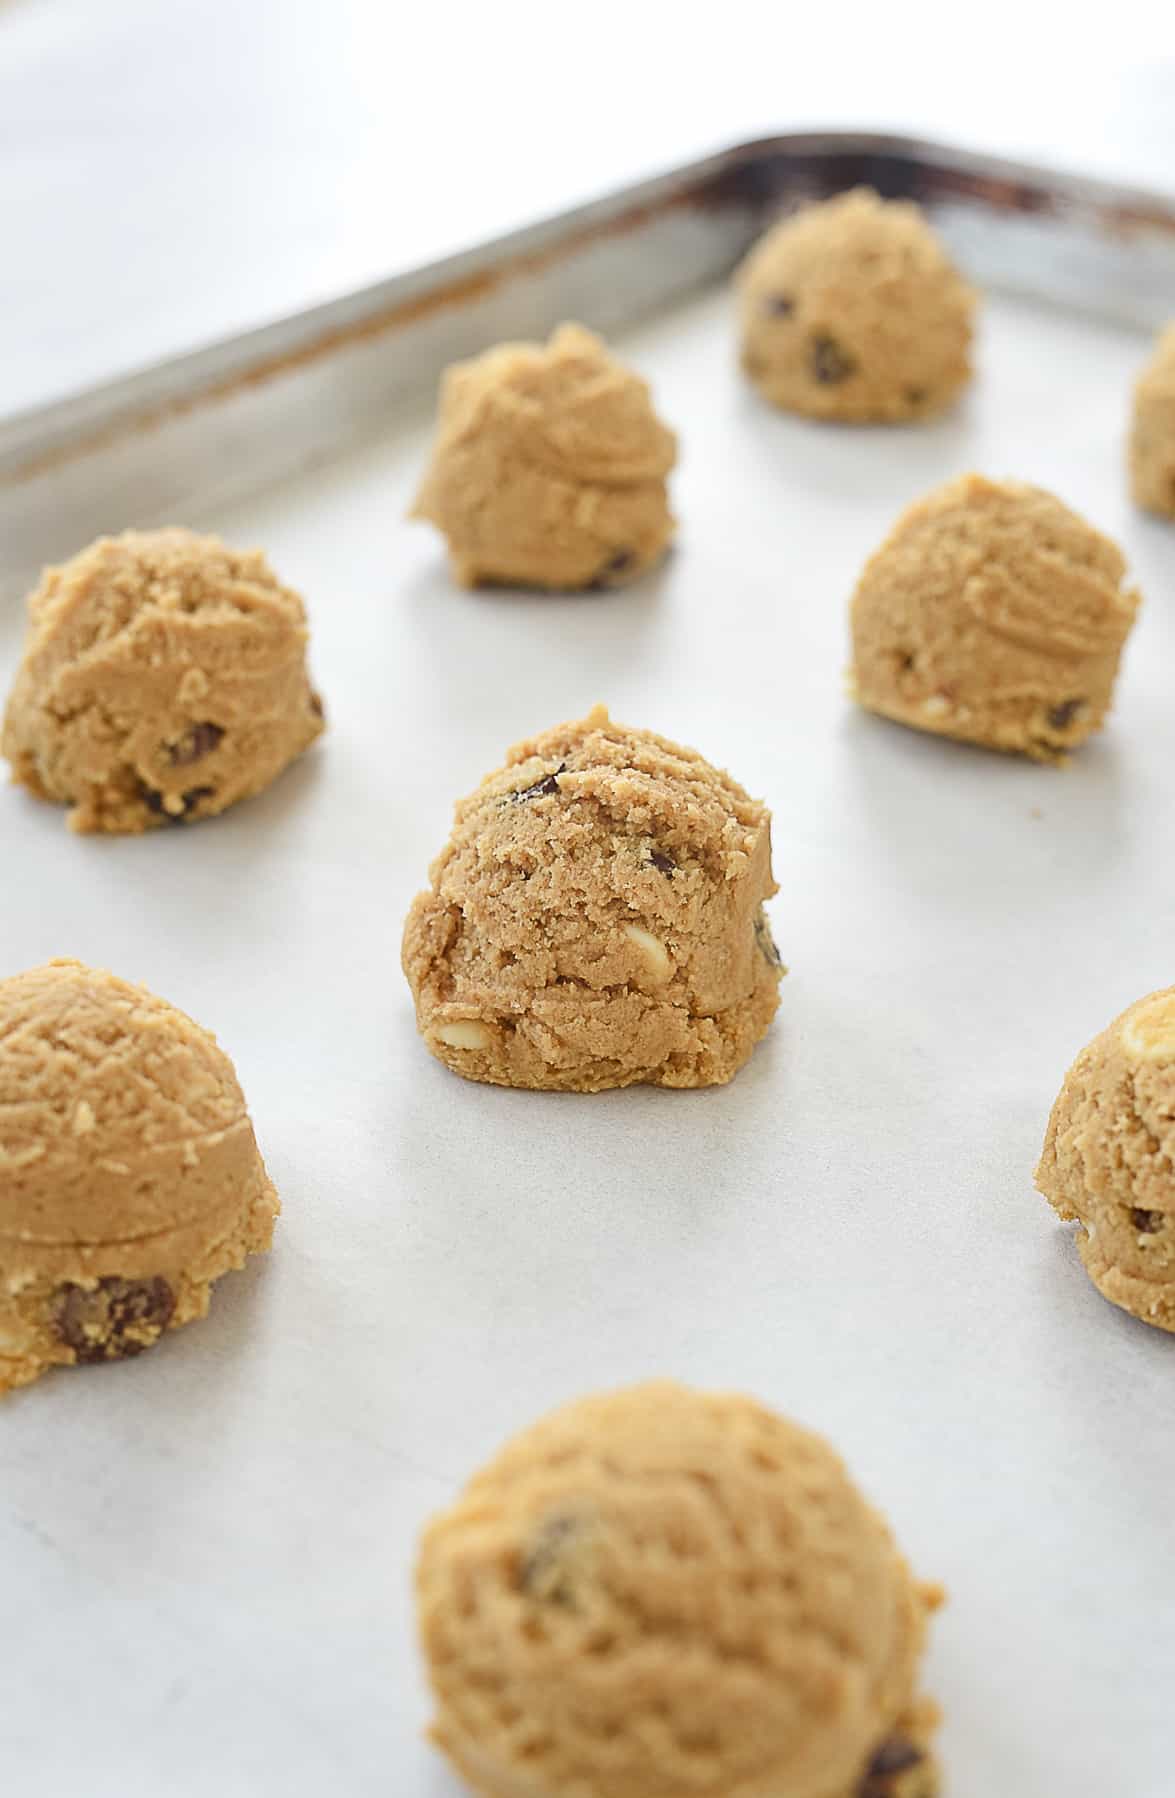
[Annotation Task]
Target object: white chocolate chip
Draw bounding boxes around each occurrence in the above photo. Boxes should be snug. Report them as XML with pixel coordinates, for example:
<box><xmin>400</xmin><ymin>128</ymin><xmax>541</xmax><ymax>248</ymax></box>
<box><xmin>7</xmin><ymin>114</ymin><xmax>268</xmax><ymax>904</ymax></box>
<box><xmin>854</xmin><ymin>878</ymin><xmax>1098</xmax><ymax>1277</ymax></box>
<box><xmin>1121</xmin><ymin>994</ymin><xmax>1175</xmax><ymax>1064</ymax></box>
<box><xmin>72</xmin><ymin>1100</ymin><xmax>96</xmax><ymax>1136</ymax></box>
<box><xmin>436</xmin><ymin>1021</ymin><xmax>492</xmax><ymax>1051</ymax></box>
<box><xmin>623</xmin><ymin>923</ymin><xmax>673</xmax><ymax>984</ymax></box>
<box><xmin>178</xmin><ymin>667</ymin><xmax>210</xmax><ymax>704</ymax></box>
<box><xmin>922</xmin><ymin>695</ymin><xmax>951</xmax><ymax>718</ymax></box>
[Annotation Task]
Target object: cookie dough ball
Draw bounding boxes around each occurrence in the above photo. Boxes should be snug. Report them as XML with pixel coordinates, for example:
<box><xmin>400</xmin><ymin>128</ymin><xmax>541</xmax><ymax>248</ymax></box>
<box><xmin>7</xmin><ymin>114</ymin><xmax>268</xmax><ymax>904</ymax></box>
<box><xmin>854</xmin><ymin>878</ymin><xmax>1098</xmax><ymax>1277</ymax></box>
<box><xmin>417</xmin><ymin>1381</ymin><xmax>942</xmax><ymax>1798</ymax></box>
<box><xmin>849</xmin><ymin>474</ymin><xmax>1140</xmax><ymax>761</ymax></box>
<box><xmin>410</xmin><ymin>323</ymin><xmax>676</xmax><ymax>590</ymax></box>
<box><xmin>1129</xmin><ymin>322</ymin><xmax>1175</xmax><ymax>518</ymax></box>
<box><xmin>0</xmin><ymin>959</ymin><xmax>278</xmax><ymax>1394</ymax></box>
<box><xmin>1036</xmin><ymin>988</ymin><xmax>1175</xmax><ymax>1333</ymax></box>
<box><xmin>737</xmin><ymin>189</ymin><xmax>975</xmax><ymax>423</ymax></box>
<box><xmin>402</xmin><ymin>706</ymin><xmax>782</xmax><ymax>1092</ymax></box>
<box><xmin>1</xmin><ymin>528</ymin><xmax>324</xmax><ymax>833</ymax></box>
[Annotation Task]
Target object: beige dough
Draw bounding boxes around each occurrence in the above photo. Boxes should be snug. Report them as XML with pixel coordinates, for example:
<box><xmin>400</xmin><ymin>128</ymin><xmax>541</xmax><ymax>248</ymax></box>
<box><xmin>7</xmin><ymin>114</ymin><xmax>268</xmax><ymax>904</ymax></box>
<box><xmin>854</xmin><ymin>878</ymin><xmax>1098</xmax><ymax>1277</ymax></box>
<box><xmin>410</xmin><ymin>323</ymin><xmax>676</xmax><ymax>590</ymax></box>
<box><xmin>401</xmin><ymin>705</ymin><xmax>782</xmax><ymax>1092</ymax></box>
<box><xmin>417</xmin><ymin>1380</ymin><xmax>943</xmax><ymax>1798</ymax></box>
<box><xmin>737</xmin><ymin>189</ymin><xmax>975</xmax><ymax>423</ymax></box>
<box><xmin>0</xmin><ymin>959</ymin><xmax>278</xmax><ymax>1394</ymax></box>
<box><xmin>1036</xmin><ymin>987</ymin><xmax>1175</xmax><ymax>1333</ymax></box>
<box><xmin>849</xmin><ymin>474</ymin><xmax>1140</xmax><ymax>761</ymax></box>
<box><xmin>1129</xmin><ymin>322</ymin><xmax>1175</xmax><ymax>518</ymax></box>
<box><xmin>2</xmin><ymin>528</ymin><xmax>324</xmax><ymax>833</ymax></box>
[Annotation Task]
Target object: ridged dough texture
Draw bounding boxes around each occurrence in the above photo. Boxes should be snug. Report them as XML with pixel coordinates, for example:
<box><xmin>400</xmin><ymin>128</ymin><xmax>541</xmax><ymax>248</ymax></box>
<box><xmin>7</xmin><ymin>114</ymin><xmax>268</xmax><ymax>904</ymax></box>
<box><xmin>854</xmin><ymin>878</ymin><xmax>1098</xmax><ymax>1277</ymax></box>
<box><xmin>417</xmin><ymin>1381</ymin><xmax>942</xmax><ymax>1798</ymax></box>
<box><xmin>849</xmin><ymin>474</ymin><xmax>1139</xmax><ymax>761</ymax></box>
<box><xmin>0</xmin><ymin>959</ymin><xmax>278</xmax><ymax>1393</ymax></box>
<box><xmin>411</xmin><ymin>323</ymin><xmax>677</xmax><ymax>590</ymax></box>
<box><xmin>1036</xmin><ymin>987</ymin><xmax>1175</xmax><ymax>1333</ymax></box>
<box><xmin>402</xmin><ymin>706</ymin><xmax>783</xmax><ymax>1091</ymax></box>
<box><xmin>737</xmin><ymin>189</ymin><xmax>975</xmax><ymax>423</ymax></box>
<box><xmin>2</xmin><ymin>527</ymin><xmax>324</xmax><ymax>833</ymax></box>
<box><xmin>1130</xmin><ymin>321</ymin><xmax>1175</xmax><ymax>518</ymax></box>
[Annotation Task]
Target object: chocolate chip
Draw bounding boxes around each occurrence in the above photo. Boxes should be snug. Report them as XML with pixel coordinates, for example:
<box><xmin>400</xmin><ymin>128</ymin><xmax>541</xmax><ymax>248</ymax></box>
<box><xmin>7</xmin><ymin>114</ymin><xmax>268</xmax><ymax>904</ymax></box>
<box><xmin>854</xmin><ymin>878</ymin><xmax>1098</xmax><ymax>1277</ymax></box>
<box><xmin>754</xmin><ymin>913</ymin><xmax>783</xmax><ymax>969</ymax></box>
<box><xmin>138</xmin><ymin>781</ymin><xmax>214</xmax><ymax>824</ymax></box>
<box><xmin>809</xmin><ymin>333</ymin><xmax>856</xmax><ymax>385</ymax></box>
<box><xmin>649</xmin><ymin>850</ymin><xmax>676</xmax><ymax>875</ymax></box>
<box><xmin>1047</xmin><ymin>698</ymin><xmax>1085</xmax><ymax>731</ymax></box>
<box><xmin>510</xmin><ymin>761</ymin><xmax>566</xmax><ymax>805</ymax></box>
<box><xmin>905</xmin><ymin>386</ymin><xmax>927</xmax><ymax>407</ymax></box>
<box><xmin>867</xmin><ymin>1738</ymin><xmax>924</xmax><ymax>1777</ymax></box>
<box><xmin>52</xmin><ymin>1276</ymin><xmax>176</xmax><ymax>1364</ymax></box>
<box><xmin>309</xmin><ymin>690</ymin><xmax>325</xmax><ymax>719</ymax></box>
<box><xmin>519</xmin><ymin>1513</ymin><xmax>584</xmax><ymax>1606</ymax></box>
<box><xmin>589</xmin><ymin>548</ymin><xmax>636</xmax><ymax>589</ymax></box>
<box><xmin>168</xmin><ymin>722</ymin><xmax>224</xmax><ymax>767</ymax></box>
<box><xmin>897</xmin><ymin>649</ymin><xmax>917</xmax><ymax>673</ymax></box>
<box><xmin>764</xmin><ymin>294</ymin><xmax>795</xmax><ymax>317</ymax></box>
<box><xmin>857</xmin><ymin>1735</ymin><xmax>926</xmax><ymax>1795</ymax></box>
<box><xmin>1132</xmin><ymin>1208</ymin><xmax>1164</xmax><ymax>1234</ymax></box>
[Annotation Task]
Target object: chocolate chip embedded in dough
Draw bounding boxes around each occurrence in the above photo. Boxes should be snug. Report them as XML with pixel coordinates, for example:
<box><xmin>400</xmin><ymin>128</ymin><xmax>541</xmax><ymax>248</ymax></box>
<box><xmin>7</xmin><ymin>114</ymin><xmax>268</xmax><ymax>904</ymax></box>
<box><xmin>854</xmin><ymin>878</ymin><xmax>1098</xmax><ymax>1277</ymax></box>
<box><xmin>809</xmin><ymin>333</ymin><xmax>856</xmax><ymax>384</ymax></box>
<box><xmin>168</xmin><ymin>722</ymin><xmax>224</xmax><ymax>766</ymax></box>
<box><xmin>52</xmin><ymin>1276</ymin><xmax>176</xmax><ymax>1364</ymax></box>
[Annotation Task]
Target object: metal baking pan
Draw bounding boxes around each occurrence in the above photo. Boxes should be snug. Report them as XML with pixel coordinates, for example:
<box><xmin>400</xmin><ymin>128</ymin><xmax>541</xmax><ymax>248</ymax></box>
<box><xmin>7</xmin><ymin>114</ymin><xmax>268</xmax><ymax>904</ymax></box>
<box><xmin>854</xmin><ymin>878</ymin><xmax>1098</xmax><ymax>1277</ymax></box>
<box><xmin>2</xmin><ymin>133</ymin><xmax>1174</xmax><ymax>1798</ymax></box>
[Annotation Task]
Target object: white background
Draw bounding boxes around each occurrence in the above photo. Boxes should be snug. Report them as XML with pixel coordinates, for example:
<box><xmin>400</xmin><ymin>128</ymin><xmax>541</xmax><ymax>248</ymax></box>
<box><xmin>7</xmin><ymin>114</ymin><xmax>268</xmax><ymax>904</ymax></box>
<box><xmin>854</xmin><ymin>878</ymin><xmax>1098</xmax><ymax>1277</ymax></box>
<box><xmin>3</xmin><ymin>8</ymin><xmax>1175</xmax><ymax>1798</ymax></box>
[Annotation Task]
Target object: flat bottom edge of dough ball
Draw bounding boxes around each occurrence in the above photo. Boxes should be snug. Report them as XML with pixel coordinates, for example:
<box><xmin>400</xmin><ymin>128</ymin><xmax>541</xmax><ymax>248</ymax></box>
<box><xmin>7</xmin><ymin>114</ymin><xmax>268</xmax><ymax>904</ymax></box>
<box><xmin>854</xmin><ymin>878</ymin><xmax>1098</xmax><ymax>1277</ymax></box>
<box><xmin>422</xmin><ymin>987</ymin><xmax>781</xmax><ymax>1094</ymax></box>
<box><xmin>427</xmin><ymin>1698</ymin><xmax>942</xmax><ymax>1798</ymax></box>
<box><xmin>449</xmin><ymin>541</ymin><xmax>673</xmax><ymax>595</ymax></box>
<box><xmin>848</xmin><ymin>682</ymin><xmax>1099</xmax><ymax>766</ymax></box>
<box><xmin>1078</xmin><ymin>1235</ymin><xmax>1175</xmax><ymax>1334</ymax></box>
<box><xmin>0</xmin><ymin>1200</ymin><xmax>275</xmax><ymax>1394</ymax></box>
<box><xmin>741</xmin><ymin>361</ymin><xmax>968</xmax><ymax>427</ymax></box>
<box><xmin>1129</xmin><ymin>474</ymin><xmax>1175</xmax><ymax>520</ymax></box>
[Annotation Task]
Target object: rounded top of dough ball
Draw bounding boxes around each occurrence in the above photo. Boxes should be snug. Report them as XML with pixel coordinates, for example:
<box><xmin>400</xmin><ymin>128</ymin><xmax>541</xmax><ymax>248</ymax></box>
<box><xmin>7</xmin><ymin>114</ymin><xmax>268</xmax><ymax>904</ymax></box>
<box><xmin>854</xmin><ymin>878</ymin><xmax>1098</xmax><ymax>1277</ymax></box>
<box><xmin>850</xmin><ymin>473</ymin><xmax>1139</xmax><ymax>760</ymax></box>
<box><xmin>411</xmin><ymin>323</ymin><xmax>677</xmax><ymax>590</ymax></box>
<box><xmin>1</xmin><ymin>528</ymin><xmax>324</xmax><ymax>833</ymax></box>
<box><xmin>0</xmin><ymin>959</ymin><xmax>264</xmax><ymax>1247</ymax></box>
<box><xmin>417</xmin><ymin>1380</ymin><xmax>937</xmax><ymax>1798</ymax></box>
<box><xmin>738</xmin><ymin>187</ymin><xmax>975</xmax><ymax>421</ymax></box>
<box><xmin>1130</xmin><ymin>321</ymin><xmax>1175</xmax><ymax>519</ymax></box>
<box><xmin>1037</xmin><ymin>986</ymin><xmax>1175</xmax><ymax>1332</ymax></box>
<box><xmin>402</xmin><ymin>705</ymin><xmax>783</xmax><ymax>1090</ymax></box>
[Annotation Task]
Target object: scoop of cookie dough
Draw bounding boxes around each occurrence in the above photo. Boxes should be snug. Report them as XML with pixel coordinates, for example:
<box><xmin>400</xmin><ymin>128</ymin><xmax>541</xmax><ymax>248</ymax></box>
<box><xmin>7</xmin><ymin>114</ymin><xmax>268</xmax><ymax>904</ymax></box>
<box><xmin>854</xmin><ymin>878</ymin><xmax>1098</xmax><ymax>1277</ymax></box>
<box><xmin>849</xmin><ymin>473</ymin><xmax>1140</xmax><ymax>761</ymax></box>
<box><xmin>1036</xmin><ymin>987</ymin><xmax>1175</xmax><ymax>1333</ymax></box>
<box><xmin>417</xmin><ymin>1381</ymin><xmax>943</xmax><ymax>1798</ymax></box>
<box><xmin>1129</xmin><ymin>322</ymin><xmax>1175</xmax><ymax>518</ymax></box>
<box><xmin>1</xmin><ymin>527</ymin><xmax>324</xmax><ymax>833</ymax></box>
<box><xmin>401</xmin><ymin>706</ymin><xmax>782</xmax><ymax>1091</ymax></box>
<box><xmin>0</xmin><ymin>959</ymin><xmax>278</xmax><ymax>1394</ymax></box>
<box><xmin>737</xmin><ymin>188</ymin><xmax>975</xmax><ymax>423</ymax></box>
<box><xmin>410</xmin><ymin>323</ymin><xmax>677</xmax><ymax>590</ymax></box>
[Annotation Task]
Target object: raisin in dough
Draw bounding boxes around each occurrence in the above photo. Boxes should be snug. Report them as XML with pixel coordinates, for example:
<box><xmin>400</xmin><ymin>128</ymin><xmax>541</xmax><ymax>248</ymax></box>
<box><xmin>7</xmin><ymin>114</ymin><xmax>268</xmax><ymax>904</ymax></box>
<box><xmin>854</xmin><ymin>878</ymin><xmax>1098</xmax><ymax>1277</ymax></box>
<box><xmin>0</xmin><ymin>960</ymin><xmax>278</xmax><ymax>1394</ymax></box>
<box><xmin>1036</xmin><ymin>987</ymin><xmax>1175</xmax><ymax>1333</ymax></box>
<box><xmin>737</xmin><ymin>188</ymin><xmax>975</xmax><ymax>423</ymax></box>
<box><xmin>1130</xmin><ymin>322</ymin><xmax>1175</xmax><ymax>518</ymax></box>
<box><xmin>849</xmin><ymin>474</ymin><xmax>1140</xmax><ymax>761</ymax></box>
<box><xmin>417</xmin><ymin>1381</ymin><xmax>943</xmax><ymax>1798</ymax></box>
<box><xmin>2</xmin><ymin>528</ymin><xmax>324</xmax><ymax>833</ymax></box>
<box><xmin>410</xmin><ymin>323</ymin><xmax>676</xmax><ymax>590</ymax></box>
<box><xmin>401</xmin><ymin>706</ymin><xmax>783</xmax><ymax>1091</ymax></box>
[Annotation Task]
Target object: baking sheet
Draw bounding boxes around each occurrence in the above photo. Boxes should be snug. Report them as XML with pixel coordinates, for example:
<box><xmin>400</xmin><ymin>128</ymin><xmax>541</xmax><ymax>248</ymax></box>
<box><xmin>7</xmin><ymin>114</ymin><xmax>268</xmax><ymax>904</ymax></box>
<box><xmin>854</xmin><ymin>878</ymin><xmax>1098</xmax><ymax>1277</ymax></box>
<box><xmin>1</xmin><ymin>273</ymin><xmax>1173</xmax><ymax>1798</ymax></box>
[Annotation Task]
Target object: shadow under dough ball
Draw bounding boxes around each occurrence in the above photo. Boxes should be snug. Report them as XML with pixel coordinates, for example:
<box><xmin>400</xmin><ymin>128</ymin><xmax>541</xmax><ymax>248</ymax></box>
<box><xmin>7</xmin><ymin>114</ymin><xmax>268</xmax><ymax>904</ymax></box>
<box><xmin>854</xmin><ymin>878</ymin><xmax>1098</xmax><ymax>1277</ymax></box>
<box><xmin>848</xmin><ymin>473</ymin><xmax>1140</xmax><ymax>761</ymax></box>
<box><xmin>0</xmin><ymin>959</ymin><xmax>278</xmax><ymax>1395</ymax></box>
<box><xmin>410</xmin><ymin>322</ymin><xmax>677</xmax><ymax>590</ymax></box>
<box><xmin>1037</xmin><ymin>988</ymin><xmax>1175</xmax><ymax>1332</ymax></box>
<box><xmin>1</xmin><ymin>527</ymin><xmax>324</xmax><ymax>833</ymax></box>
<box><xmin>401</xmin><ymin>705</ymin><xmax>784</xmax><ymax>1091</ymax></box>
<box><xmin>416</xmin><ymin>1381</ymin><xmax>943</xmax><ymax>1798</ymax></box>
<box><xmin>1129</xmin><ymin>321</ymin><xmax>1175</xmax><ymax>519</ymax></box>
<box><xmin>736</xmin><ymin>188</ymin><xmax>976</xmax><ymax>423</ymax></box>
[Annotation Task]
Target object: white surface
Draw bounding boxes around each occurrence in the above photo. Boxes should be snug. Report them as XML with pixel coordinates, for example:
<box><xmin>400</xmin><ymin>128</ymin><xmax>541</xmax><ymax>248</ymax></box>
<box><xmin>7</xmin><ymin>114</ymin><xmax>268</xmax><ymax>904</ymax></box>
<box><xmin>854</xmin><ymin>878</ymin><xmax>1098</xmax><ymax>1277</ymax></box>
<box><xmin>1</xmin><ymin>282</ymin><xmax>1173</xmax><ymax>1796</ymax></box>
<box><xmin>4</xmin><ymin>0</ymin><xmax>1175</xmax><ymax>417</ymax></box>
